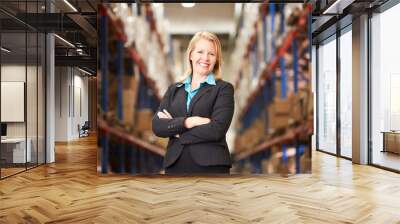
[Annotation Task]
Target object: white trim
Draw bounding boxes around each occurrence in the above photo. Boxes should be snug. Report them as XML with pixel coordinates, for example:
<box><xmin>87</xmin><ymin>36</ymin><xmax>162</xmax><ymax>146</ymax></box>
<box><xmin>63</xmin><ymin>0</ymin><xmax>78</xmax><ymax>12</ymax></box>
<box><xmin>0</xmin><ymin>47</ymin><xmax>11</xmax><ymax>53</ymax></box>
<box><xmin>54</xmin><ymin>34</ymin><xmax>75</xmax><ymax>48</ymax></box>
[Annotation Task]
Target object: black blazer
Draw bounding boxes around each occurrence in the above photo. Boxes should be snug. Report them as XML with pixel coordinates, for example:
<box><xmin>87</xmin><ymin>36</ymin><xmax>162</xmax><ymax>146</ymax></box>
<box><xmin>152</xmin><ymin>79</ymin><xmax>235</xmax><ymax>168</ymax></box>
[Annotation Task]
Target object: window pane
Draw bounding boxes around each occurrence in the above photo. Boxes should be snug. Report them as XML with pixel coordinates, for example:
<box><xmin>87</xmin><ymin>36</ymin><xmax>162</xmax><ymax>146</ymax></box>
<box><xmin>1</xmin><ymin>30</ymin><xmax>27</xmax><ymax>177</ymax></box>
<box><xmin>317</xmin><ymin>37</ymin><xmax>337</xmax><ymax>154</ymax></box>
<box><xmin>38</xmin><ymin>32</ymin><xmax>45</xmax><ymax>165</ymax></box>
<box><xmin>340</xmin><ymin>29</ymin><xmax>352</xmax><ymax>158</ymax></box>
<box><xmin>27</xmin><ymin>31</ymin><xmax>38</xmax><ymax>169</ymax></box>
<box><xmin>371</xmin><ymin>3</ymin><xmax>400</xmax><ymax>171</ymax></box>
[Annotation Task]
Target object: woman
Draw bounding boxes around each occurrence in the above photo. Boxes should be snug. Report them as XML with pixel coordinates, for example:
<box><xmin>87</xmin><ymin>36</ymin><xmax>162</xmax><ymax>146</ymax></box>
<box><xmin>152</xmin><ymin>31</ymin><xmax>235</xmax><ymax>175</ymax></box>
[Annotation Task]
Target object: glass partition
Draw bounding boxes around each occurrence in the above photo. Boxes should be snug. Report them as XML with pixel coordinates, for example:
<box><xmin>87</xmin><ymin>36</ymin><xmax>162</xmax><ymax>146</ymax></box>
<box><xmin>339</xmin><ymin>28</ymin><xmax>352</xmax><ymax>158</ymax></box>
<box><xmin>371</xmin><ymin>3</ymin><xmax>400</xmax><ymax>171</ymax></box>
<box><xmin>317</xmin><ymin>36</ymin><xmax>337</xmax><ymax>155</ymax></box>
<box><xmin>1</xmin><ymin>30</ymin><xmax>28</xmax><ymax>177</ymax></box>
<box><xmin>27</xmin><ymin>31</ymin><xmax>38</xmax><ymax>169</ymax></box>
<box><xmin>0</xmin><ymin>0</ymin><xmax>46</xmax><ymax>179</ymax></box>
<box><xmin>38</xmin><ymin>32</ymin><xmax>45</xmax><ymax>165</ymax></box>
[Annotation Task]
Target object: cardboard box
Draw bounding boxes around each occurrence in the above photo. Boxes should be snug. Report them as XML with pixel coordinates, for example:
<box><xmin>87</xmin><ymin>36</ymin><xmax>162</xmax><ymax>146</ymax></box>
<box><xmin>122</xmin><ymin>74</ymin><xmax>139</xmax><ymax>126</ymax></box>
<box><xmin>234</xmin><ymin>136</ymin><xmax>244</xmax><ymax>154</ymax></box>
<box><xmin>273</xmin><ymin>97</ymin><xmax>291</xmax><ymax>115</ymax></box>
<box><xmin>240</xmin><ymin>128</ymin><xmax>256</xmax><ymax>151</ymax></box>
<box><xmin>274</xmin><ymin>79</ymin><xmax>281</xmax><ymax>99</ymax></box>
<box><xmin>155</xmin><ymin>137</ymin><xmax>169</xmax><ymax>149</ymax></box>
<box><xmin>237</xmin><ymin>121</ymin><xmax>264</xmax><ymax>154</ymax></box>
<box><xmin>289</xmin><ymin>92</ymin><xmax>307</xmax><ymax>124</ymax></box>
<box><xmin>307</xmin><ymin>93</ymin><xmax>314</xmax><ymax>120</ymax></box>
<box><xmin>135</xmin><ymin>109</ymin><xmax>153</xmax><ymax>131</ymax></box>
<box><xmin>300</xmin><ymin>152</ymin><xmax>311</xmax><ymax>173</ymax></box>
<box><xmin>248</xmin><ymin>118</ymin><xmax>267</xmax><ymax>147</ymax></box>
<box><xmin>141</xmin><ymin>130</ymin><xmax>167</xmax><ymax>151</ymax></box>
<box><xmin>122</xmin><ymin>90</ymin><xmax>135</xmax><ymax>125</ymax></box>
<box><xmin>268</xmin><ymin>98</ymin><xmax>291</xmax><ymax>132</ymax></box>
<box><xmin>108</xmin><ymin>77</ymin><xmax>118</xmax><ymax>112</ymax></box>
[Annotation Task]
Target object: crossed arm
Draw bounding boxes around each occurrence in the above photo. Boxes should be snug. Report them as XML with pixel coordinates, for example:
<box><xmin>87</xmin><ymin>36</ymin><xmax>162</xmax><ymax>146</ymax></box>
<box><xmin>151</xmin><ymin>83</ymin><xmax>235</xmax><ymax>144</ymax></box>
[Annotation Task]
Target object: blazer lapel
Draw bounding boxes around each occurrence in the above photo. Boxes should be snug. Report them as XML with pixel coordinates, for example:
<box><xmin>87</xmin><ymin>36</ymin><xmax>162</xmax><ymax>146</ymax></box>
<box><xmin>188</xmin><ymin>84</ymin><xmax>214</xmax><ymax>115</ymax></box>
<box><xmin>174</xmin><ymin>87</ymin><xmax>187</xmax><ymax>116</ymax></box>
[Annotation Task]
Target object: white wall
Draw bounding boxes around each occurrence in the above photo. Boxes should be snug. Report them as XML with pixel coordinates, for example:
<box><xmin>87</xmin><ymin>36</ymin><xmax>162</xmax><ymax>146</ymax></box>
<box><xmin>55</xmin><ymin>67</ymin><xmax>89</xmax><ymax>141</ymax></box>
<box><xmin>55</xmin><ymin>67</ymin><xmax>69</xmax><ymax>141</ymax></box>
<box><xmin>164</xmin><ymin>3</ymin><xmax>235</xmax><ymax>35</ymax></box>
<box><xmin>72</xmin><ymin>72</ymin><xmax>89</xmax><ymax>138</ymax></box>
<box><xmin>1</xmin><ymin>65</ymin><xmax>35</xmax><ymax>138</ymax></box>
<box><xmin>1</xmin><ymin>64</ymin><xmax>46</xmax><ymax>164</ymax></box>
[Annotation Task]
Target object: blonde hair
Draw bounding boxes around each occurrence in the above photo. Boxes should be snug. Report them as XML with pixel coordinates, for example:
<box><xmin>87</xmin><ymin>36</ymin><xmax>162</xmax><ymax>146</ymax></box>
<box><xmin>179</xmin><ymin>31</ymin><xmax>223</xmax><ymax>82</ymax></box>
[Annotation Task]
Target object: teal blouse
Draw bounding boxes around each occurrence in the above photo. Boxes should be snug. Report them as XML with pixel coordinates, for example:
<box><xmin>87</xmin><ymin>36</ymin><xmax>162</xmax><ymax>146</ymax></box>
<box><xmin>176</xmin><ymin>73</ymin><xmax>216</xmax><ymax>111</ymax></box>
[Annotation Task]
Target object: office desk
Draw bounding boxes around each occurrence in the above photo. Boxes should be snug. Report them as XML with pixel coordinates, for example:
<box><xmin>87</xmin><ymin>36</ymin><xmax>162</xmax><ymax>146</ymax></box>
<box><xmin>1</xmin><ymin>138</ymin><xmax>31</xmax><ymax>163</ymax></box>
<box><xmin>381</xmin><ymin>131</ymin><xmax>400</xmax><ymax>155</ymax></box>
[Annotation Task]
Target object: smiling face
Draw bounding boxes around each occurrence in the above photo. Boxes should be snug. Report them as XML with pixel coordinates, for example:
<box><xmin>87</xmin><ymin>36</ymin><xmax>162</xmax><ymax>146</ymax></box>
<box><xmin>189</xmin><ymin>38</ymin><xmax>217</xmax><ymax>77</ymax></box>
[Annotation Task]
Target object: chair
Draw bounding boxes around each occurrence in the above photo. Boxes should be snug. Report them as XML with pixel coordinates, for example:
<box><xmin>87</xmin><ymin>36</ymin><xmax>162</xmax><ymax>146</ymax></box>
<box><xmin>78</xmin><ymin>121</ymin><xmax>90</xmax><ymax>138</ymax></box>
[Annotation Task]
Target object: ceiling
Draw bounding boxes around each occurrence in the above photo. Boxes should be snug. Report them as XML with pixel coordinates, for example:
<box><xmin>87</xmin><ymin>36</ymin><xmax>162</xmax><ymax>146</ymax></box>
<box><xmin>0</xmin><ymin>0</ymin><xmax>98</xmax><ymax>73</ymax></box>
<box><xmin>163</xmin><ymin>3</ymin><xmax>236</xmax><ymax>35</ymax></box>
<box><xmin>1</xmin><ymin>32</ymin><xmax>45</xmax><ymax>64</ymax></box>
<box><xmin>312</xmin><ymin>0</ymin><xmax>390</xmax><ymax>42</ymax></box>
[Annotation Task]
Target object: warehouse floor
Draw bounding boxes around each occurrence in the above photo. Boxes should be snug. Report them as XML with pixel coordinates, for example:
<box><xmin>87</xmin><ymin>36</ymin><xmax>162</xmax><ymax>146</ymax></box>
<box><xmin>0</xmin><ymin>135</ymin><xmax>399</xmax><ymax>223</ymax></box>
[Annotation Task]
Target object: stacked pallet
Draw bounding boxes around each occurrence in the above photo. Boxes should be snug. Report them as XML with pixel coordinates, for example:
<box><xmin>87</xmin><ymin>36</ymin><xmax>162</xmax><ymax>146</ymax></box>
<box><xmin>231</xmin><ymin>3</ymin><xmax>313</xmax><ymax>174</ymax></box>
<box><xmin>97</xmin><ymin>3</ymin><xmax>173</xmax><ymax>174</ymax></box>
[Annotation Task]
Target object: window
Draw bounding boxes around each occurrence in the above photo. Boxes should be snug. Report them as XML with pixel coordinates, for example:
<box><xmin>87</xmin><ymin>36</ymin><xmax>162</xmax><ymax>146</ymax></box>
<box><xmin>0</xmin><ymin>1</ymin><xmax>47</xmax><ymax>179</ymax></box>
<box><xmin>370</xmin><ymin>2</ymin><xmax>400</xmax><ymax>171</ymax></box>
<box><xmin>339</xmin><ymin>28</ymin><xmax>352</xmax><ymax>158</ymax></box>
<box><xmin>317</xmin><ymin>36</ymin><xmax>337</xmax><ymax>154</ymax></box>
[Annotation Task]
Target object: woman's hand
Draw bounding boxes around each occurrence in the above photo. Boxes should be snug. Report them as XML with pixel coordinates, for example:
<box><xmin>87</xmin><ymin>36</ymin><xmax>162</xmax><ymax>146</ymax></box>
<box><xmin>157</xmin><ymin>110</ymin><xmax>180</xmax><ymax>138</ymax></box>
<box><xmin>157</xmin><ymin>109</ymin><xmax>173</xmax><ymax>119</ymax></box>
<box><xmin>184</xmin><ymin>116</ymin><xmax>211</xmax><ymax>129</ymax></box>
<box><xmin>157</xmin><ymin>110</ymin><xmax>210</xmax><ymax>134</ymax></box>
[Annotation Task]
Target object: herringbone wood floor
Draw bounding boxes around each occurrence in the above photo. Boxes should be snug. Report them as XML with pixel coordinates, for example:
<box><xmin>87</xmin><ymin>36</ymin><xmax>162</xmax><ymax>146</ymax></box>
<box><xmin>0</xmin><ymin>135</ymin><xmax>399</xmax><ymax>223</ymax></box>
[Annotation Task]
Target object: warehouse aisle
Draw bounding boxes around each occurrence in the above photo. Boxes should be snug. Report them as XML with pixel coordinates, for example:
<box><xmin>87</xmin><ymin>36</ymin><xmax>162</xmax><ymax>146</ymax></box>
<box><xmin>97</xmin><ymin>3</ymin><xmax>312</xmax><ymax>175</ymax></box>
<box><xmin>0</xmin><ymin>135</ymin><xmax>399</xmax><ymax>223</ymax></box>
